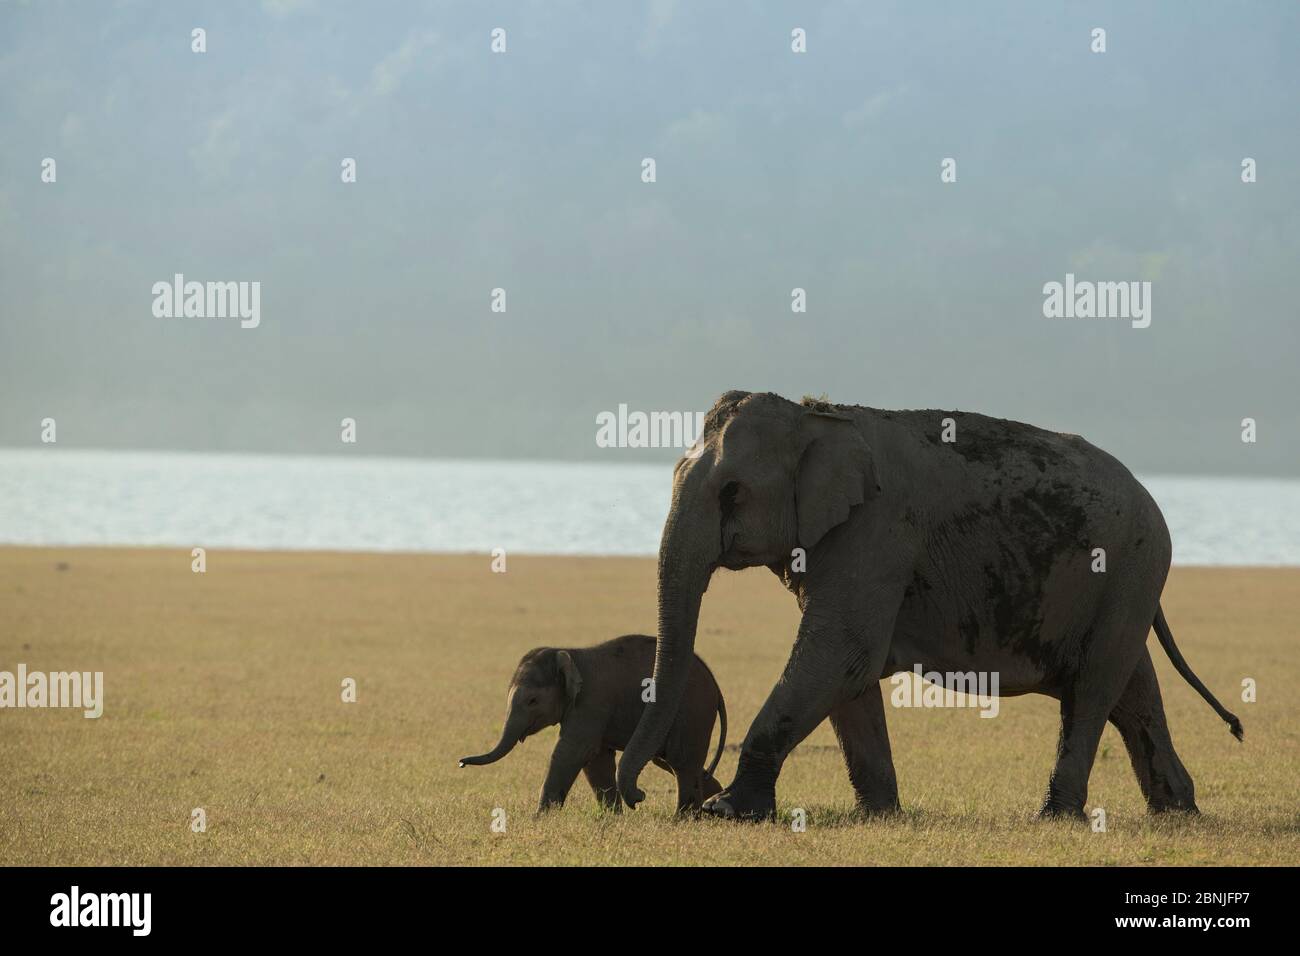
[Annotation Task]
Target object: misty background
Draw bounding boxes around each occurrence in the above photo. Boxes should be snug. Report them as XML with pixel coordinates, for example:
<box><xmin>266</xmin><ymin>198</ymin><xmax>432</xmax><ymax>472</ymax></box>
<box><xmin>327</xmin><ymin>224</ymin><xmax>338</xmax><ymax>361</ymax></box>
<box><xmin>2</xmin><ymin>1</ymin><xmax>1297</xmax><ymax>476</ymax></box>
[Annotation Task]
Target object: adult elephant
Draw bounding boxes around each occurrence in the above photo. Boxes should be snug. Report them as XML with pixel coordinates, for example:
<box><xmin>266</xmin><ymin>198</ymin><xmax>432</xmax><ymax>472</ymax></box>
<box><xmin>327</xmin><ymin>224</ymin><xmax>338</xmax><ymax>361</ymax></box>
<box><xmin>616</xmin><ymin>390</ymin><xmax>1242</xmax><ymax>820</ymax></box>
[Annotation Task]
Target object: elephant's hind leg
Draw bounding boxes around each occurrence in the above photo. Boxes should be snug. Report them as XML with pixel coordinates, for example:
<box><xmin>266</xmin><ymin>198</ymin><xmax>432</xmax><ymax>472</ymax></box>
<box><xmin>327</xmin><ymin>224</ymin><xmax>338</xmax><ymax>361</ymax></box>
<box><xmin>829</xmin><ymin>685</ymin><xmax>900</xmax><ymax>815</ymax></box>
<box><xmin>1108</xmin><ymin>649</ymin><xmax>1197</xmax><ymax>813</ymax></box>
<box><xmin>583</xmin><ymin>750</ymin><xmax>622</xmax><ymax>811</ymax></box>
<box><xmin>1039</xmin><ymin>614</ymin><xmax>1152</xmax><ymax>821</ymax></box>
<box><xmin>1039</xmin><ymin>694</ymin><xmax>1107</xmax><ymax>821</ymax></box>
<box><xmin>642</xmin><ymin>757</ymin><xmax>703</xmax><ymax>813</ymax></box>
<box><xmin>673</xmin><ymin>770</ymin><xmax>706</xmax><ymax>815</ymax></box>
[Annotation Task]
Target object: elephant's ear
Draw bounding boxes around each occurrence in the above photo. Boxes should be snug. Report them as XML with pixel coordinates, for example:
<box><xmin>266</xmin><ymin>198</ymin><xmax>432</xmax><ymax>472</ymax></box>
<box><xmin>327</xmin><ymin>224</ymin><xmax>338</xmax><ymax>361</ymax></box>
<box><xmin>556</xmin><ymin>651</ymin><xmax>583</xmax><ymax>710</ymax></box>
<box><xmin>795</xmin><ymin>412</ymin><xmax>879</xmax><ymax>550</ymax></box>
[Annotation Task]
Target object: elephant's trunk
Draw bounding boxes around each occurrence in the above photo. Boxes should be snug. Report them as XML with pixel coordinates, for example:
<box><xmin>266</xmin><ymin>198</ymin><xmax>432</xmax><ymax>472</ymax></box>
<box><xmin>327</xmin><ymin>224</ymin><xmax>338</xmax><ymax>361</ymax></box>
<box><xmin>459</xmin><ymin>691</ymin><xmax>527</xmax><ymax>767</ymax></box>
<box><xmin>617</xmin><ymin>488</ymin><xmax>717</xmax><ymax>807</ymax></box>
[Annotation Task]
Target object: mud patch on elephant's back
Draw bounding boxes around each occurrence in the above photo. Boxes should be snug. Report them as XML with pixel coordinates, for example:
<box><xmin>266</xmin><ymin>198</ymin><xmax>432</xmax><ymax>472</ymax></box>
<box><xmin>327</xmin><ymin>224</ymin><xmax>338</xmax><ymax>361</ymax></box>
<box><xmin>920</xmin><ymin>411</ymin><xmax>1078</xmax><ymax>474</ymax></box>
<box><xmin>928</xmin><ymin>476</ymin><xmax>1098</xmax><ymax>672</ymax></box>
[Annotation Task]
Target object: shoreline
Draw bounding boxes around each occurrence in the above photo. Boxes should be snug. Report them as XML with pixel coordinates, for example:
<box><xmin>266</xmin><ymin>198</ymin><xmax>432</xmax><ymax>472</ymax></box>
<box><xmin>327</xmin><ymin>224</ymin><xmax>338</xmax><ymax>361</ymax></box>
<box><xmin>1</xmin><ymin>542</ymin><xmax>1297</xmax><ymax>570</ymax></box>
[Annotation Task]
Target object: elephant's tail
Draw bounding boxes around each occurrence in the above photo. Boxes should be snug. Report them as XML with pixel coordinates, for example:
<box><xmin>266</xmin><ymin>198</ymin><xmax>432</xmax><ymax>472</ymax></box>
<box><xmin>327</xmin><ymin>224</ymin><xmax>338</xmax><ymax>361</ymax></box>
<box><xmin>1153</xmin><ymin>604</ymin><xmax>1244</xmax><ymax>741</ymax></box>
<box><xmin>707</xmin><ymin>691</ymin><xmax>727</xmax><ymax>777</ymax></box>
<box><xmin>693</xmin><ymin>654</ymin><xmax>728</xmax><ymax>776</ymax></box>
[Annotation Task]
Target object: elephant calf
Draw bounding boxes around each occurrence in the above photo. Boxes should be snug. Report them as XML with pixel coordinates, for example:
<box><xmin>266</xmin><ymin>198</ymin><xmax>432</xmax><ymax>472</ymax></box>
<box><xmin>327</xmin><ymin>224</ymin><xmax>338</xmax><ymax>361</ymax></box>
<box><xmin>459</xmin><ymin>634</ymin><xmax>727</xmax><ymax>813</ymax></box>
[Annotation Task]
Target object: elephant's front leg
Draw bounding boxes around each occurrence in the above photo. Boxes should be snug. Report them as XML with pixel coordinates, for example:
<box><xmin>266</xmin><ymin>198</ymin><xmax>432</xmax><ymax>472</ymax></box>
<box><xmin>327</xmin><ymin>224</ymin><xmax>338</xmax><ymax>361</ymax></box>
<box><xmin>830</xmin><ymin>683</ymin><xmax>900</xmax><ymax>815</ymax></box>
<box><xmin>706</xmin><ymin>579</ymin><xmax>904</xmax><ymax>822</ymax></box>
<box><xmin>537</xmin><ymin>735</ymin><xmax>592</xmax><ymax>813</ymax></box>
<box><xmin>705</xmin><ymin>603</ymin><xmax>896</xmax><ymax>821</ymax></box>
<box><xmin>705</xmin><ymin>627</ymin><xmax>843</xmax><ymax>820</ymax></box>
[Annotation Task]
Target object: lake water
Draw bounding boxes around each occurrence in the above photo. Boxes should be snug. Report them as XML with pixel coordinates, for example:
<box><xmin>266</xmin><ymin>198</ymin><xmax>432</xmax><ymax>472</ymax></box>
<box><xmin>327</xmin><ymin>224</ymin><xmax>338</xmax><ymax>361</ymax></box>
<box><xmin>1</xmin><ymin>448</ymin><xmax>1297</xmax><ymax>564</ymax></box>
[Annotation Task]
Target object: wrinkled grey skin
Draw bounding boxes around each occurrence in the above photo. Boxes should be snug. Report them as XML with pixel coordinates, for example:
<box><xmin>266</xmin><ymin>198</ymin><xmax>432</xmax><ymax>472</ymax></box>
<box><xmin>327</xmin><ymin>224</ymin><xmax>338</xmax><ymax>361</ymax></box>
<box><xmin>617</xmin><ymin>391</ymin><xmax>1242</xmax><ymax>821</ymax></box>
<box><xmin>460</xmin><ymin>635</ymin><xmax>726</xmax><ymax>814</ymax></box>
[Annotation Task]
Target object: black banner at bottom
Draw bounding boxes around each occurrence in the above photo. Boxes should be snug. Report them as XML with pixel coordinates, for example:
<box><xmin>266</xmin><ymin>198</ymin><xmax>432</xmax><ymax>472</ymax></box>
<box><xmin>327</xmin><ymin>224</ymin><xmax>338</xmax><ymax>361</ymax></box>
<box><xmin>0</xmin><ymin>865</ymin><xmax>1281</xmax><ymax>941</ymax></box>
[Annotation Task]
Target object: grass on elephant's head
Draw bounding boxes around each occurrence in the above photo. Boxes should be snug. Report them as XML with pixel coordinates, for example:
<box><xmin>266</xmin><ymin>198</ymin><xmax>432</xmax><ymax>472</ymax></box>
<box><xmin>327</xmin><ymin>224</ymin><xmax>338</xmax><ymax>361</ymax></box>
<box><xmin>800</xmin><ymin>394</ymin><xmax>836</xmax><ymax>413</ymax></box>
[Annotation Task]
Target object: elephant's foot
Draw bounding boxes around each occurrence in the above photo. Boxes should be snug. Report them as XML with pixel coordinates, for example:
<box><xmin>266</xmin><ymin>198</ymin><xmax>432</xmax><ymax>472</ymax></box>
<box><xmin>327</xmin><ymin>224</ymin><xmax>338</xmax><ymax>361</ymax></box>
<box><xmin>702</xmin><ymin>786</ymin><xmax>776</xmax><ymax>822</ymax></box>
<box><xmin>853</xmin><ymin>796</ymin><xmax>901</xmax><ymax>818</ymax></box>
<box><xmin>1144</xmin><ymin>767</ymin><xmax>1198</xmax><ymax>815</ymax></box>
<box><xmin>535</xmin><ymin>796</ymin><xmax>565</xmax><ymax>816</ymax></box>
<box><xmin>1148</xmin><ymin>799</ymin><xmax>1199</xmax><ymax>815</ymax></box>
<box><xmin>1036</xmin><ymin>800</ymin><xmax>1087</xmax><ymax>822</ymax></box>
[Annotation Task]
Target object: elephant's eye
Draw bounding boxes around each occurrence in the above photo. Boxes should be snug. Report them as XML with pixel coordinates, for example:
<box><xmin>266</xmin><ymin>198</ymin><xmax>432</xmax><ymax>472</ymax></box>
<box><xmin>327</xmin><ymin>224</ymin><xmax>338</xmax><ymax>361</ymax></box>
<box><xmin>528</xmin><ymin>696</ymin><xmax>538</xmax><ymax>705</ymax></box>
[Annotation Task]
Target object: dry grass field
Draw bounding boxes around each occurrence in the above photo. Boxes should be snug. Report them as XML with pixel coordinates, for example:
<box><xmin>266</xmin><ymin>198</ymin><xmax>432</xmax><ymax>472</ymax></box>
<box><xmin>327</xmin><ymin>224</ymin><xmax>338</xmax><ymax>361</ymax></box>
<box><xmin>0</xmin><ymin>546</ymin><xmax>1295</xmax><ymax>866</ymax></box>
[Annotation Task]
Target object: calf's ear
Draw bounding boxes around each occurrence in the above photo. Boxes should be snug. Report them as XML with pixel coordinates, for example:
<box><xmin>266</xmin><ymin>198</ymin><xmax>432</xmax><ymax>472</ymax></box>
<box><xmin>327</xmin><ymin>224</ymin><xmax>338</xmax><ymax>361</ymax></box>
<box><xmin>556</xmin><ymin>651</ymin><xmax>583</xmax><ymax>709</ymax></box>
